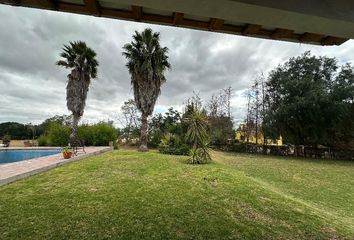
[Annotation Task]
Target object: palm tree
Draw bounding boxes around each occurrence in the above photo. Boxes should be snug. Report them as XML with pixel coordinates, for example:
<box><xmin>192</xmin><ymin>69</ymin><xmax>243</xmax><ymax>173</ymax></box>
<box><xmin>56</xmin><ymin>41</ymin><xmax>98</xmax><ymax>146</ymax></box>
<box><xmin>123</xmin><ymin>28</ymin><xmax>170</xmax><ymax>151</ymax></box>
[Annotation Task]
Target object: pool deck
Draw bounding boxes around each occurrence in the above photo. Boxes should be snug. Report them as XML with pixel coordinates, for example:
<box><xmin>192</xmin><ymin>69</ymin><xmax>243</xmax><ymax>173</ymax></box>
<box><xmin>0</xmin><ymin>147</ymin><xmax>112</xmax><ymax>186</ymax></box>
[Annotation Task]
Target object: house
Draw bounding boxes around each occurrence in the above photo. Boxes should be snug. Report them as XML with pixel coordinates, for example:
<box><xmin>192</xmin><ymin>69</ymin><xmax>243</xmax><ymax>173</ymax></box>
<box><xmin>235</xmin><ymin>123</ymin><xmax>283</xmax><ymax>146</ymax></box>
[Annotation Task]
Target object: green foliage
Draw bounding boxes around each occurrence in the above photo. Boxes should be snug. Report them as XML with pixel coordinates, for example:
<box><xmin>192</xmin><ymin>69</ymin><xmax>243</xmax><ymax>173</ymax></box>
<box><xmin>113</xmin><ymin>141</ymin><xmax>119</xmax><ymax>150</ymax></box>
<box><xmin>188</xmin><ymin>142</ymin><xmax>211</xmax><ymax>164</ymax></box>
<box><xmin>37</xmin><ymin>135</ymin><xmax>49</xmax><ymax>146</ymax></box>
<box><xmin>62</xmin><ymin>146</ymin><xmax>72</xmax><ymax>154</ymax></box>
<box><xmin>149</xmin><ymin>108</ymin><xmax>183</xmax><ymax>147</ymax></box>
<box><xmin>46</xmin><ymin>123</ymin><xmax>70</xmax><ymax>146</ymax></box>
<box><xmin>184</xmin><ymin>106</ymin><xmax>212</xmax><ymax>164</ymax></box>
<box><xmin>0</xmin><ymin>122</ymin><xmax>31</xmax><ymax>140</ymax></box>
<box><xmin>158</xmin><ymin>133</ymin><xmax>190</xmax><ymax>156</ymax></box>
<box><xmin>38</xmin><ymin>122</ymin><xmax>117</xmax><ymax>147</ymax></box>
<box><xmin>88</xmin><ymin>122</ymin><xmax>117</xmax><ymax>146</ymax></box>
<box><xmin>209</xmin><ymin>116</ymin><xmax>233</xmax><ymax>146</ymax></box>
<box><xmin>229</xmin><ymin>142</ymin><xmax>247</xmax><ymax>153</ymax></box>
<box><xmin>2</xmin><ymin>134</ymin><xmax>11</xmax><ymax>147</ymax></box>
<box><xmin>264</xmin><ymin>51</ymin><xmax>354</xmax><ymax>149</ymax></box>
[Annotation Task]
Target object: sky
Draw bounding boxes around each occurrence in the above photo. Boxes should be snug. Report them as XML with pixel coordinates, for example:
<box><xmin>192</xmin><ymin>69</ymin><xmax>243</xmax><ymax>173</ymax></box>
<box><xmin>1</xmin><ymin>4</ymin><xmax>354</xmax><ymax>127</ymax></box>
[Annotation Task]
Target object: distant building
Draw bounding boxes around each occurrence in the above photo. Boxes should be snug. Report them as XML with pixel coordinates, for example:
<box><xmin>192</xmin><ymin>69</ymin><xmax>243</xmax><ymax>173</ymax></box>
<box><xmin>235</xmin><ymin>123</ymin><xmax>283</xmax><ymax>146</ymax></box>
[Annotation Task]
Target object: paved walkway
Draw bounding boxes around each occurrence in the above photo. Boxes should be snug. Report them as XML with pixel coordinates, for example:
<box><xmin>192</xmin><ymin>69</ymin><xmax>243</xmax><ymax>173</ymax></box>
<box><xmin>0</xmin><ymin>147</ymin><xmax>112</xmax><ymax>186</ymax></box>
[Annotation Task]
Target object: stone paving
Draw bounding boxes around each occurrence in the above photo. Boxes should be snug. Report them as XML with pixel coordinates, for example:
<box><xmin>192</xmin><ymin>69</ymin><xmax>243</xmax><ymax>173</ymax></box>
<box><xmin>0</xmin><ymin>147</ymin><xmax>112</xmax><ymax>186</ymax></box>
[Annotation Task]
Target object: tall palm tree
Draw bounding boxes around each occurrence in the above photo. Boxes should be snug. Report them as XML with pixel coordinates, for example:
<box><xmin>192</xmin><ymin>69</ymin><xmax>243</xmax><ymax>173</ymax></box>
<box><xmin>123</xmin><ymin>28</ymin><xmax>170</xmax><ymax>151</ymax></box>
<box><xmin>56</xmin><ymin>41</ymin><xmax>98</xmax><ymax>146</ymax></box>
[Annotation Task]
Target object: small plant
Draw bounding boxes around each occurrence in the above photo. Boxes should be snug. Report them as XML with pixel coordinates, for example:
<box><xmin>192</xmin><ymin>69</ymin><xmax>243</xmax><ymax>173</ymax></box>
<box><xmin>159</xmin><ymin>133</ymin><xmax>190</xmax><ymax>156</ymax></box>
<box><xmin>62</xmin><ymin>146</ymin><xmax>73</xmax><ymax>159</ymax></box>
<box><xmin>188</xmin><ymin>141</ymin><xmax>212</xmax><ymax>164</ymax></box>
<box><xmin>2</xmin><ymin>135</ymin><xmax>11</xmax><ymax>147</ymax></box>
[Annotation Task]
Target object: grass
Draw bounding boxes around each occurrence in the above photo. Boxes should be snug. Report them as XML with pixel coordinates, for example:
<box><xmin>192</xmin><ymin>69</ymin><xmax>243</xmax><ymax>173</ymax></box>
<box><xmin>0</xmin><ymin>150</ymin><xmax>353</xmax><ymax>239</ymax></box>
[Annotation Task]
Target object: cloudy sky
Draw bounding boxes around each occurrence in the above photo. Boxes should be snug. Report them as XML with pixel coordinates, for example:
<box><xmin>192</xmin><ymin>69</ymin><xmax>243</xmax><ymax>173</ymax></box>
<box><xmin>1</xmin><ymin>4</ymin><xmax>354</xmax><ymax>127</ymax></box>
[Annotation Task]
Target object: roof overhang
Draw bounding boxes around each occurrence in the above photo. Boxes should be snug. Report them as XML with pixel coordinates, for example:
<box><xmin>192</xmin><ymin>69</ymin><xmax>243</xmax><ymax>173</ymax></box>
<box><xmin>1</xmin><ymin>0</ymin><xmax>353</xmax><ymax>45</ymax></box>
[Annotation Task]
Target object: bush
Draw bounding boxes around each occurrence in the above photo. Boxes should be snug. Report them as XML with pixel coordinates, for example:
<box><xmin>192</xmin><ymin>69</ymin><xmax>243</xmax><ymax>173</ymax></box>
<box><xmin>92</xmin><ymin>123</ymin><xmax>117</xmax><ymax>146</ymax></box>
<box><xmin>159</xmin><ymin>133</ymin><xmax>190</xmax><ymax>156</ymax></box>
<box><xmin>78</xmin><ymin>122</ymin><xmax>117</xmax><ymax>146</ymax></box>
<box><xmin>37</xmin><ymin>135</ymin><xmax>49</xmax><ymax>146</ymax></box>
<box><xmin>229</xmin><ymin>142</ymin><xmax>247</xmax><ymax>153</ymax></box>
<box><xmin>38</xmin><ymin>122</ymin><xmax>117</xmax><ymax>147</ymax></box>
<box><xmin>46</xmin><ymin>122</ymin><xmax>70</xmax><ymax>146</ymax></box>
<box><xmin>2</xmin><ymin>134</ymin><xmax>11</xmax><ymax>147</ymax></box>
<box><xmin>188</xmin><ymin>145</ymin><xmax>211</xmax><ymax>164</ymax></box>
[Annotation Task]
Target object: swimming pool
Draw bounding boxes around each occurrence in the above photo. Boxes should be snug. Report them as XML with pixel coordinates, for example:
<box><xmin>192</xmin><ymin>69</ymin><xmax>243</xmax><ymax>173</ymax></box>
<box><xmin>0</xmin><ymin>149</ymin><xmax>61</xmax><ymax>164</ymax></box>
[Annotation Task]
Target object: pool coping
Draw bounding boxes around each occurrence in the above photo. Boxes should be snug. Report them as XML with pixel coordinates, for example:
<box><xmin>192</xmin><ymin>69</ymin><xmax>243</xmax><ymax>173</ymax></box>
<box><xmin>0</xmin><ymin>147</ymin><xmax>112</xmax><ymax>186</ymax></box>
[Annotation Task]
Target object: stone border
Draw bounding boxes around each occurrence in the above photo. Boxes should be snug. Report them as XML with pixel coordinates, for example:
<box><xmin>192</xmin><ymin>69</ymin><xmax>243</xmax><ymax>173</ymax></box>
<box><xmin>0</xmin><ymin>147</ymin><xmax>112</xmax><ymax>186</ymax></box>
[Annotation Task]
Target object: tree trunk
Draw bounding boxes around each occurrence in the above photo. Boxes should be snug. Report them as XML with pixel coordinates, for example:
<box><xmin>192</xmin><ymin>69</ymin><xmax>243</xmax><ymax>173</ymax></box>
<box><xmin>70</xmin><ymin>115</ymin><xmax>79</xmax><ymax>147</ymax></box>
<box><xmin>139</xmin><ymin>113</ymin><xmax>148</xmax><ymax>151</ymax></box>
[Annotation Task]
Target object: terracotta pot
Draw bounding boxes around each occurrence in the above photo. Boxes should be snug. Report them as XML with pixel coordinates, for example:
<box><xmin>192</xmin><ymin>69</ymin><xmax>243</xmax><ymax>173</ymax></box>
<box><xmin>63</xmin><ymin>152</ymin><xmax>72</xmax><ymax>159</ymax></box>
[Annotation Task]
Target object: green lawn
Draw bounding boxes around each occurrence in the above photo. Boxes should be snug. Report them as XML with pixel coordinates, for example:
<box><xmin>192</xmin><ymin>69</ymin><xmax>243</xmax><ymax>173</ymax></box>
<box><xmin>1</xmin><ymin>150</ymin><xmax>353</xmax><ymax>239</ymax></box>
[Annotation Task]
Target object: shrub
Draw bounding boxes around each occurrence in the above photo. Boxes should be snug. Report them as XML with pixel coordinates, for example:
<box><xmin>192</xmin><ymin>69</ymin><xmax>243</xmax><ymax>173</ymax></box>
<box><xmin>46</xmin><ymin>122</ymin><xmax>70</xmax><ymax>146</ymax></box>
<box><xmin>2</xmin><ymin>134</ymin><xmax>11</xmax><ymax>147</ymax></box>
<box><xmin>91</xmin><ymin>122</ymin><xmax>117</xmax><ymax>146</ymax></box>
<box><xmin>188</xmin><ymin>142</ymin><xmax>212</xmax><ymax>164</ymax></box>
<box><xmin>38</xmin><ymin>122</ymin><xmax>117</xmax><ymax>147</ymax></box>
<box><xmin>159</xmin><ymin>133</ymin><xmax>190</xmax><ymax>156</ymax></box>
<box><xmin>37</xmin><ymin>135</ymin><xmax>49</xmax><ymax>146</ymax></box>
<box><xmin>229</xmin><ymin>142</ymin><xmax>247</xmax><ymax>153</ymax></box>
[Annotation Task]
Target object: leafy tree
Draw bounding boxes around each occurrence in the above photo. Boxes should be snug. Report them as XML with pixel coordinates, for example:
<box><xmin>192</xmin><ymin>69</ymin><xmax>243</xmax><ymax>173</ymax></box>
<box><xmin>149</xmin><ymin>108</ymin><xmax>182</xmax><ymax>147</ymax></box>
<box><xmin>0</xmin><ymin>122</ymin><xmax>31</xmax><ymax>140</ymax></box>
<box><xmin>56</xmin><ymin>41</ymin><xmax>98</xmax><ymax>146</ymax></box>
<box><xmin>123</xmin><ymin>28</ymin><xmax>170</xmax><ymax>151</ymax></box>
<box><xmin>263</xmin><ymin>51</ymin><xmax>354</xmax><ymax>154</ymax></box>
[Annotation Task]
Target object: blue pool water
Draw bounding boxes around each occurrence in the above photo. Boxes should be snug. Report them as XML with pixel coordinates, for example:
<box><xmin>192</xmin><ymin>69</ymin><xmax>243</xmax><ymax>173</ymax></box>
<box><xmin>0</xmin><ymin>149</ymin><xmax>60</xmax><ymax>164</ymax></box>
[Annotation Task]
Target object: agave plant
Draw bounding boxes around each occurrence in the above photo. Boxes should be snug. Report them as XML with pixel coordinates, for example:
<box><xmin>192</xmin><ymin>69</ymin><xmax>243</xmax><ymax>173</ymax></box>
<box><xmin>56</xmin><ymin>41</ymin><xmax>98</xmax><ymax>146</ymax></box>
<box><xmin>123</xmin><ymin>28</ymin><xmax>170</xmax><ymax>151</ymax></box>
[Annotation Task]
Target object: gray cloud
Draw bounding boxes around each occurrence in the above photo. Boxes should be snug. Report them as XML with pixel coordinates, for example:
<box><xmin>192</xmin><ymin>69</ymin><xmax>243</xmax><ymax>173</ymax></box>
<box><xmin>1</xmin><ymin>4</ymin><xmax>354</xmax><ymax>127</ymax></box>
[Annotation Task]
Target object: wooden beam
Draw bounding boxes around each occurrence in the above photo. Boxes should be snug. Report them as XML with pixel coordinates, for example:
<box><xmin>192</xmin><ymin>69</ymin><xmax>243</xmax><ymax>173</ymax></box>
<box><xmin>4</xmin><ymin>0</ymin><xmax>21</xmax><ymax>6</ymax></box>
<box><xmin>83</xmin><ymin>0</ymin><xmax>100</xmax><ymax>16</ymax></box>
<box><xmin>242</xmin><ymin>24</ymin><xmax>261</xmax><ymax>35</ymax></box>
<box><xmin>35</xmin><ymin>0</ymin><xmax>57</xmax><ymax>10</ymax></box>
<box><xmin>220</xmin><ymin>24</ymin><xmax>243</xmax><ymax>33</ymax></box>
<box><xmin>209</xmin><ymin>18</ymin><xmax>224</xmax><ymax>31</ymax></box>
<box><xmin>270</xmin><ymin>28</ymin><xmax>293</xmax><ymax>39</ymax></box>
<box><xmin>131</xmin><ymin>5</ymin><xmax>142</xmax><ymax>21</ymax></box>
<box><xmin>172</xmin><ymin>12</ymin><xmax>184</xmax><ymax>25</ymax></box>
<box><xmin>101</xmin><ymin>8</ymin><xmax>131</xmax><ymax>20</ymax></box>
<box><xmin>321</xmin><ymin>36</ymin><xmax>348</xmax><ymax>45</ymax></box>
<box><xmin>299</xmin><ymin>32</ymin><xmax>324</xmax><ymax>43</ymax></box>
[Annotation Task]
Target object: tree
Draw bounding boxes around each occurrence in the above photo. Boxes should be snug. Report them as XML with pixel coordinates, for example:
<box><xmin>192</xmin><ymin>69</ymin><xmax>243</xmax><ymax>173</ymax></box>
<box><xmin>56</xmin><ymin>41</ymin><xmax>98</xmax><ymax>146</ymax></box>
<box><xmin>118</xmin><ymin>99</ymin><xmax>140</xmax><ymax>143</ymax></box>
<box><xmin>206</xmin><ymin>87</ymin><xmax>234</xmax><ymax>146</ymax></box>
<box><xmin>263</xmin><ymin>51</ymin><xmax>354</xmax><ymax>155</ymax></box>
<box><xmin>123</xmin><ymin>28</ymin><xmax>171</xmax><ymax>151</ymax></box>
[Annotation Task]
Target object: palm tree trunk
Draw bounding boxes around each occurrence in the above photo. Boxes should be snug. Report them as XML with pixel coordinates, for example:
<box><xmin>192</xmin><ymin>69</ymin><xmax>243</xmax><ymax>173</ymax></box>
<box><xmin>139</xmin><ymin>113</ymin><xmax>148</xmax><ymax>151</ymax></box>
<box><xmin>70</xmin><ymin>114</ymin><xmax>79</xmax><ymax>146</ymax></box>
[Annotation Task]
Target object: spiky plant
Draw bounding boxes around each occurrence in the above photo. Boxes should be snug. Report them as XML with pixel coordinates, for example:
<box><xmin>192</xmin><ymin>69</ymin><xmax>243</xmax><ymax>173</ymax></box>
<box><xmin>56</xmin><ymin>41</ymin><xmax>98</xmax><ymax>146</ymax></box>
<box><xmin>184</xmin><ymin>107</ymin><xmax>211</xmax><ymax>164</ymax></box>
<box><xmin>122</xmin><ymin>28</ymin><xmax>170</xmax><ymax>151</ymax></box>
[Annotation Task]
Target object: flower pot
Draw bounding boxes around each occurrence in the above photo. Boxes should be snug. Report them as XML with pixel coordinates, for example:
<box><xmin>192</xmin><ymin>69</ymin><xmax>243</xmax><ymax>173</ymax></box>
<box><xmin>63</xmin><ymin>152</ymin><xmax>72</xmax><ymax>159</ymax></box>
